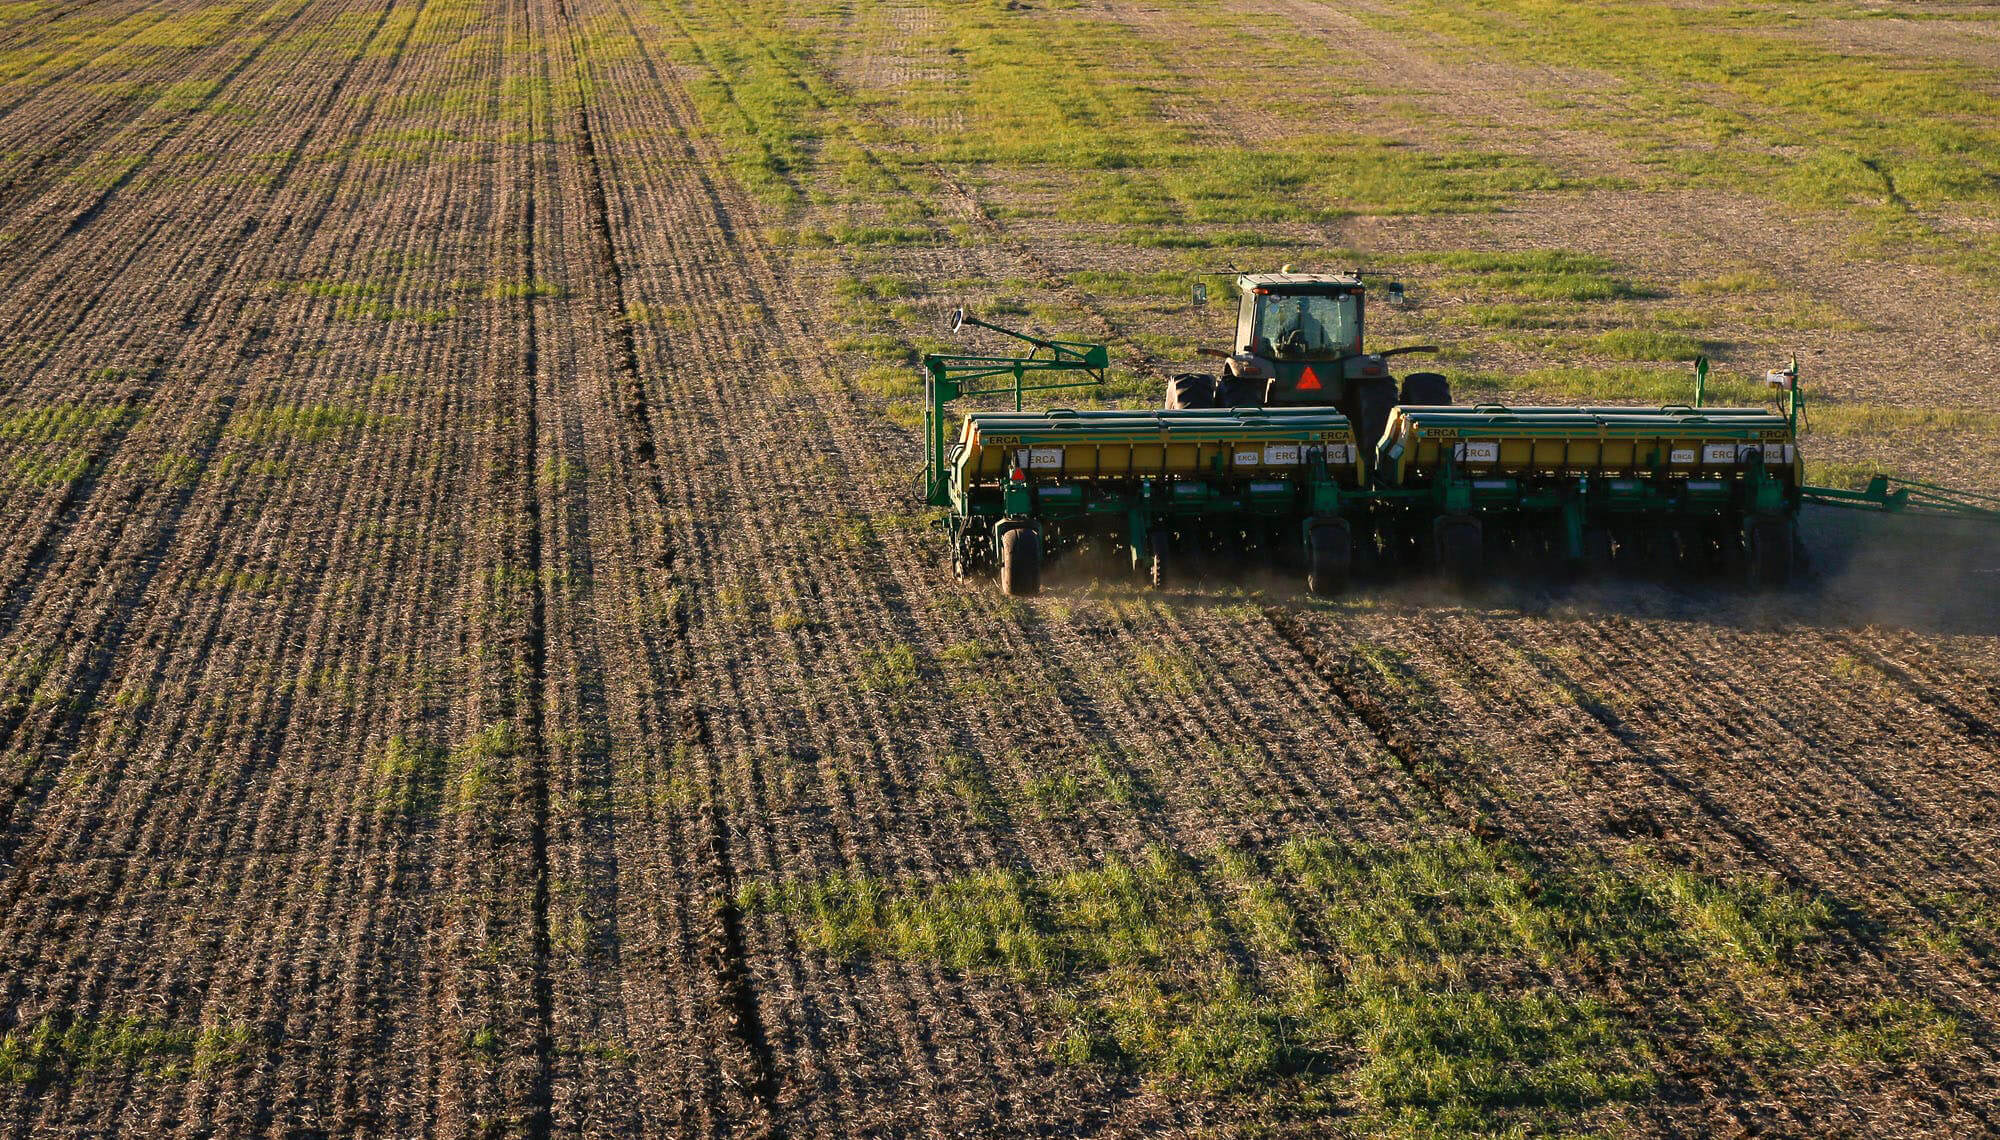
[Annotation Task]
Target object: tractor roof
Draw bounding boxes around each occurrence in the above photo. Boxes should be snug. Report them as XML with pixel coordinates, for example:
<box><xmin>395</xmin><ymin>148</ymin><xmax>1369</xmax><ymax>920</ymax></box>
<box><xmin>1237</xmin><ymin>271</ymin><xmax>1362</xmax><ymax>291</ymax></box>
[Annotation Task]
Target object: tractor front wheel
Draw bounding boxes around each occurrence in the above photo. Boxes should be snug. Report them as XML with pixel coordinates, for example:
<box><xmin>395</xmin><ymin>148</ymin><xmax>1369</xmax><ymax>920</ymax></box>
<box><xmin>1306</xmin><ymin>519</ymin><xmax>1352</xmax><ymax>596</ymax></box>
<box><xmin>1399</xmin><ymin>371</ymin><xmax>1452</xmax><ymax>406</ymax></box>
<box><xmin>999</xmin><ymin>525</ymin><xmax>1042</xmax><ymax>596</ymax></box>
<box><xmin>1165</xmin><ymin>373</ymin><xmax>1216</xmax><ymax>410</ymax></box>
<box><xmin>1433</xmin><ymin>515</ymin><xmax>1483</xmax><ymax>587</ymax></box>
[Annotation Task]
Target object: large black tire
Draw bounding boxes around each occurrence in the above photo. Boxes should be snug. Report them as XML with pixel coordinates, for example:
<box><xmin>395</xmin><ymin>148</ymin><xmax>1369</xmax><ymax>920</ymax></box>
<box><xmin>1356</xmin><ymin>376</ymin><xmax>1400</xmax><ymax>464</ymax></box>
<box><xmin>999</xmin><ymin>525</ymin><xmax>1041</xmax><ymax>596</ymax></box>
<box><xmin>1306</xmin><ymin>518</ymin><xmax>1352</xmax><ymax>596</ymax></box>
<box><xmin>1165</xmin><ymin>373</ymin><xmax>1216</xmax><ymax>410</ymax></box>
<box><xmin>1399</xmin><ymin>371</ymin><xmax>1452</xmax><ymax>406</ymax></box>
<box><xmin>1745</xmin><ymin>514</ymin><xmax>1795</xmax><ymax>589</ymax></box>
<box><xmin>1216</xmin><ymin>373</ymin><xmax>1262</xmax><ymax>407</ymax></box>
<box><xmin>1433</xmin><ymin>515</ymin><xmax>1483</xmax><ymax>587</ymax></box>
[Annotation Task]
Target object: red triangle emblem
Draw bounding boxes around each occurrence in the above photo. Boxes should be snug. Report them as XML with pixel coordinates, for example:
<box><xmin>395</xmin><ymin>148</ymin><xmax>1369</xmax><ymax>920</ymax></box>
<box><xmin>1296</xmin><ymin>365</ymin><xmax>1323</xmax><ymax>391</ymax></box>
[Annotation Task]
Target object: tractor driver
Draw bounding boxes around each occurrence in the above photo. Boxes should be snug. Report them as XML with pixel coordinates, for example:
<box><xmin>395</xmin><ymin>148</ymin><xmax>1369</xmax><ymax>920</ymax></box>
<box><xmin>1264</xmin><ymin>294</ymin><xmax>1351</xmax><ymax>359</ymax></box>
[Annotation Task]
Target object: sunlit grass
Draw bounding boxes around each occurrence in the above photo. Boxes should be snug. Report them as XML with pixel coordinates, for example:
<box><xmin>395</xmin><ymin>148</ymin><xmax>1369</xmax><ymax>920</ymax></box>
<box><xmin>743</xmin><ymin>832</ymin><xmax>1945</xmax><ymax>1134</ymax></box>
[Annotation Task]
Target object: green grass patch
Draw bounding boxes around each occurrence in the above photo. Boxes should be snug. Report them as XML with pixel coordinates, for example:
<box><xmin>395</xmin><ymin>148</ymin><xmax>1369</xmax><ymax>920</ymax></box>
<box><xmin>332</xmin><ymin>299</ymin><xmax>459</xmax><ymax>323</ymax></box>
<box><xmin>267</xmin><ymin>277</ymin><xmax>388</xmax><ymax>299</ymax></box>
<box><xmin>1592</xmin><ymin>328</ymin><xmax>1704</xmax><ymax>361</ymax></box>
<box><xmin>939</xmin><ymin>750</ymin><xmax>1002</xmax><ymax>825</ymax></box>
<box><xmin>0</xmin><ymin>1017</ymin><xmax>254</xmax><ymax>1085</ymax></box>
<box><xmin>372</xmin><ymin>734</ymin><xmax>449</xmax><ymax>818</ymax></box>
<box><xmin>940</xmin><ymin>639</ymin><xmax>995</xmax><ymax>666</ymax></box>
<box><xmin>0</xmin><ymin>401</ymin><xmax>139</xmax><ymax>443</ymax></box>
<box><xmin>1131</xmin><ymin>647</ymin><xmax>1197</xmax><ymax>698</ymax></box>
<box><xmin>859</xmin><ymin>643</ymin><xmax>919</xmax><ymax>693</ymax></box>
<box><xmin>747</xmin><ymin>834</ymin><xmax>1913</xmax><ymax>1132</ymax></box>
<box><xmin>228</xmin><ymin>401</ymin><xmax>404</xmax><ymax>444</ymax></box>
<box><xmin>1473</xmin><ymin>364</ymin><xmax>1765</xmax><ymax>405</ymax></box>
<box><xmin>7</xmin><ymin>447</ymin><xmax>90</xmax><ymax>488</ymax></box>
<box><xmin>451</xmin><ymin>721</ymin><xmax>523</xmax><ymax>814</ymax></box>
<box><xmin>1457</xmin><ymin>302</ymin><xmax>1567</xmax><ymax>329</ymax></box>
<box><xmin>1807</xmin><ymin>403</ymin><xmax>2000</xmax><ymax>436</ymax></box>
<box><xmin>1413</xmin><ymin>250</ymin><xmax>1641</xmax><ymax>302</ymax></box>
<box><xmin>1805</xmin><ymin>459</ymin><xmax>1904</xmax><ymax>490</ymax></box>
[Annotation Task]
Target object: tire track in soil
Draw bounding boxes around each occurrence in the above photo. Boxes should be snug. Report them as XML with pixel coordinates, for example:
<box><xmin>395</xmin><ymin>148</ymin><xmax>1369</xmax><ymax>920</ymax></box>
<box><xmin>510</xmin><ymin>2</ymin><xmax>558</xmax><ymax>1133</ymax></box>
<box><xmin>545</xmin><ymin>0</ymin><xmax>781</xmax><ymax>1131</ymax></box>
<box><xmin>568</xmin><ymin>5</ymin><xmax>1160</xmax><ymax>1129</ymax></box>
<box><xmin>578</xmin><ymin>4</ymin><xmax>1469</xmax><ymax>1131</ymax></box>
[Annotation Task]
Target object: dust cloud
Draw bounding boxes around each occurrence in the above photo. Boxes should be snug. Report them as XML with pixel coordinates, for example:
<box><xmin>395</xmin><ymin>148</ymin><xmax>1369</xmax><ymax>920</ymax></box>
<box><xmin>1795</xmin><ymin>505</ymin><xmax>2000</xmax><ymax>636</ymax></box>
<box><xmin>1027</xmin><ymin>508</ymin><xmax>2000</xmax><ymax>638</ymax></box>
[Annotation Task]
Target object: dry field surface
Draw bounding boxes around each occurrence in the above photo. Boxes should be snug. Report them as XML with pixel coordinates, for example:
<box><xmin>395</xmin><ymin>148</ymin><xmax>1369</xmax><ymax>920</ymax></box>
<box><xmin>1</xmin><ymin>0</ymin><xmax>1998</xmax><ymax>1136</ymax></box>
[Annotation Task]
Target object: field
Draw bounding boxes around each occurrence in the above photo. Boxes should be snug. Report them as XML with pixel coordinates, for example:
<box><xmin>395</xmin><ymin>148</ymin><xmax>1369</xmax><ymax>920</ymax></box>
<box><xmin>1</xmin><ymin>0</ymin><xmax>1998</xmax><ymax>1135</ymax></box>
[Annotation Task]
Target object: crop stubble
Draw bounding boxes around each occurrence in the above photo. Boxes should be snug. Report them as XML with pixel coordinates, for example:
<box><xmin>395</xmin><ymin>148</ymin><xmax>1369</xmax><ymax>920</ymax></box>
<box><xmin>1</xmin><ymin>0</ymin><xmax>1997</xmax><ymax>1136</ymax></box>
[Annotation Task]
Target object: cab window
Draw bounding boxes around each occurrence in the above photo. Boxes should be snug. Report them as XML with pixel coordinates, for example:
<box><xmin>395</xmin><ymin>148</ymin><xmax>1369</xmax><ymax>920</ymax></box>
<box><xmin>1255</xmin><ymin>292</ymin><xmax>1359</xmax><ymax>359</ymax></box>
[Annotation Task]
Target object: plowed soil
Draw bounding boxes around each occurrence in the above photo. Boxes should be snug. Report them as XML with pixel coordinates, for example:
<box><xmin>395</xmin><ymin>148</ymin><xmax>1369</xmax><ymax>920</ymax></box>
<box><xmin>1</xmin><ymin>0</ymin><xmax>1997</xmax><ymax>1136</ymax></box>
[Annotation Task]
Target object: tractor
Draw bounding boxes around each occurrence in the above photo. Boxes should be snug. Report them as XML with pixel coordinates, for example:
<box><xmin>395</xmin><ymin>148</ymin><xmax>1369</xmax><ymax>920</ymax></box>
<box><xmin>1166</xmin><ymin>271</ymin><xmax>1450</xmax><ymax>464</ymax></box>
<box><xmin>918</xmin><ymin>273</ymin><xmax>1999</xmax><ymax>597</ymax></box>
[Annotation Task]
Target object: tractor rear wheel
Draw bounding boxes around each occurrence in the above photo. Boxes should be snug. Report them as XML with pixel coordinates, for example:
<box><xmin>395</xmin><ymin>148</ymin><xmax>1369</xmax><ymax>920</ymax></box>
<box><xmin>1216</xmin><ymin>373</ymin><xmax>1262</xmax><ymax>407</ymax></box>
<box><xmin>999</xmin><ymin>525</ymin><xmax>1042</xmax><ymax>596</ymax></box>
<box><xmin>1147</xmin><ymin>527</ymin><xmax>1170</xmax><ymax>589</ymax></box>
<box><xmin>1306</xmin><ymin>519</ymin><xmax>1352</xmax><ymax>596</ymax></box>
<box><xmin>1433</xmin><ymin>515</ymin><xmax>1483</xmax><ymax>587</ymax></box>
<box><xmin>1745</xmin><ymin>514</ymin><xmax>1795</xmax><ymax>589</ymax></box>
<box><xmin>1399</xmin><ymin>371</ymin><xmax>1452</xmax><ymax>406</ymax></box>
<box><xmin>1165</xmin><ymin>373</ymin><xmax>1216</xmax><ymax>410</ymax></box>
<box><xmin>1357</xmin><ymin>376</ymin><xmax>1399</xmax><ymax>463</ymax></box>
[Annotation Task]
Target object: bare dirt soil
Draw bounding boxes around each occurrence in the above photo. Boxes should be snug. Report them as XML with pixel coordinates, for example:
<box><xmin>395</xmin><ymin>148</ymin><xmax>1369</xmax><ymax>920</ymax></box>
<box><xmin>1</xmin><ymin>0</ymin><xmax>1997</xmax><ymax>1136</ymax></box>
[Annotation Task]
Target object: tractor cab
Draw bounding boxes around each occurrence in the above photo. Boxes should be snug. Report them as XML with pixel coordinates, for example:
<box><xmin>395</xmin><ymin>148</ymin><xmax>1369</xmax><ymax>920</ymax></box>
<box><xmin>1229</xmin><ymin>272</ymin><xmax>1372</xmax><ymax>405</ymax></box>
<box><xmin>1169</xmin><ymin>271</ymin><xmax>1448</xmax><ymax>461</ymax></box>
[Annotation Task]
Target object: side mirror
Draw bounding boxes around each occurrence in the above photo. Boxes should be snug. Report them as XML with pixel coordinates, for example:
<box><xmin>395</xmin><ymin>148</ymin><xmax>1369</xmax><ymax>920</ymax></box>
<box><xmin>1191</xmin><ymin>282</ymin><xmax>1208</xmax><ymax>308</ymax></box>
<box><xmin>1385</xmin><ymin>281</ymin><xmax>1406</xmax><ymax>306</ymax></box>
<box><xmin>949</xmin><ymin>306</ymin><xmax>966</xmax><ymax>333</ymax></box>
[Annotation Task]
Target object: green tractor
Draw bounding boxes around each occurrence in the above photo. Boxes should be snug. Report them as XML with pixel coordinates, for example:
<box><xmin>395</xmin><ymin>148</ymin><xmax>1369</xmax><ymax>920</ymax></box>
<box><xmin>1167</xmin><ymin>271</ymin><xmax>1451</xmax><ymax>459</ymax></box>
